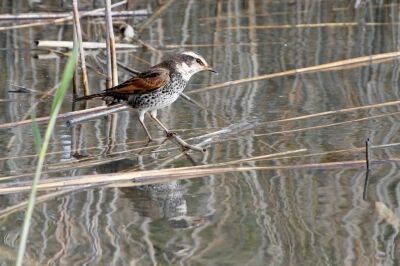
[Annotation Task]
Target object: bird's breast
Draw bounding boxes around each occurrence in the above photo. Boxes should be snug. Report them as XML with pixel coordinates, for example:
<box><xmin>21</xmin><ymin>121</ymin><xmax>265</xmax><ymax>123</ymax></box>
<box><xmin>128</xmin><ymin>74</ymin><xmax>187</xmax><ymax>110</ymax></box>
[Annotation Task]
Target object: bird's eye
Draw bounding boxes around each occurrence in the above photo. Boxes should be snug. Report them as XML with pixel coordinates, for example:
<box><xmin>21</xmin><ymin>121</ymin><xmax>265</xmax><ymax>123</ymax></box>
<box><xmin>196</xmin><ymin>58</ymin><xmax>204</xmax><ymax>66</ymax></box>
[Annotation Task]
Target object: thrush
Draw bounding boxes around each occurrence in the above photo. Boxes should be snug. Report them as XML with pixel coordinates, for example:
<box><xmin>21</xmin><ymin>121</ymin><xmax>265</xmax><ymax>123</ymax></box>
<box><xmin>75</xmin><ymin>51</ymin><xmax>217</xmax><ymax>141</ymax></box>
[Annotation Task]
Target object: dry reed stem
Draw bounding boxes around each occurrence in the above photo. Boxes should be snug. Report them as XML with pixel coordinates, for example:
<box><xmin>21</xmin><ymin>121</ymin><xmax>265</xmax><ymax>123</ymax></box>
<box><xmin>67</xmin><ymin>104</ymin><xmax>128</xmax><ymax>126</ymax></box>
<box><xmin>105</xmin><ymin>0</ymin><xmax>118</xmax><ymax>87</ymax></box>
<box><xmin>199</xmin><ymin>10</ymin><xmax>309</xmax><ymax>21</ymax></box>
<box><xmin>135</xmin><ymin>38</ymin><xmax>160</xmax><ymax>52</ymax></box>
<box><xmin>0</xmin><ymin>104</ymin><xmax>126</xmax><ymax>129</ymax></box>
<box><xmin>0</xmin><ymin>158</ymin><xmax>396</xmax><ymax>194</ymax></box>
<box><xmin>225</xmin><ymin>22</ymin><xmax>400</xmax><ymax>30</ymax></box>
<box><xmin>0</xmin><ymin>10</ymin><xmax>149</xmax><ymax>21</ymax></box>
<box><xmin>36</xmin><ymin>40</ymin><xmax>139</xmax><ymax>49</ymax></box>
<box><xmin>257</xmin><ymin>111</ymin><xmax>400</xmax><ymax>136</ymax></box>
<box><xmin>191</xmin><ymin>149</ymin><xmax>307</xmax><ymax>168</ymax></box>
<box><xmin>190</xmin><ymin>51</ymin><xmax>400</xmax><ymax>94</ymax></box>
<box><xmin>0</xmin><ymin>0</ymin><xmax>127</xmax><ymax>32</ymax></box>
<box><xmin>262</xmin><ymin>101</ymin><xmax>400</xmax><ymax>125</ymax></box>
<box><xmin>0</xmin><ymin>157</ymin><xmax>130</xmax><ymax>182</ymax></box>
<box><xmin>333</xmin><ymin>3</ymin><xmax>397</xmax><ymax>11</ymax></box>
<box><xmin>72</xmin><ymin>0</ymin><xmax>90</xmax><ymax>95</ymax></box>
<box><xmin>164</xmin><ymin>43</ymin><xmax>265</xmax><ymax>48</ymax></box>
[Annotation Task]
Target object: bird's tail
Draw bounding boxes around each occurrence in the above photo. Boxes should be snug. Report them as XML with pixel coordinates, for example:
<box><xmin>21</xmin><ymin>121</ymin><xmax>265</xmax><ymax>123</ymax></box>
<box><xmin>74</xmin><ymin>92</ymin><xmax>105</xmax><ymax>102</ymax></box>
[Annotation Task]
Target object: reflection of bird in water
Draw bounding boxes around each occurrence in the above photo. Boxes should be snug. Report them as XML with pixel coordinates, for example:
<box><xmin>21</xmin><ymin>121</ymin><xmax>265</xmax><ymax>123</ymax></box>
<box><xmin>121</xmin><ymin>182</ymin><xmax>187</xmax><ymax>220</ymax></box>
<box><xmin>120</xmin><ymin>182</ymin><xmax>212</xmax><ymax>229</ymax></box>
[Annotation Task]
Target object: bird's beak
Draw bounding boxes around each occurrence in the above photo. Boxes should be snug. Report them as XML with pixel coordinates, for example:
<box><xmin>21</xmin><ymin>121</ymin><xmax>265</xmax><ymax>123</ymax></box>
<box><xmin>206</xmin><ymin>67</ymin><xmax>218</xmax><ymax>74</ymax></box>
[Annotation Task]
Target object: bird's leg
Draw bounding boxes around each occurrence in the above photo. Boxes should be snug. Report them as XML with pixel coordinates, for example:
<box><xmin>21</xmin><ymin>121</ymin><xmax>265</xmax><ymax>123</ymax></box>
<box><xmin>149</xmin><ymin>110</ymin><xmax>175</xmax><ymax>137</ymax></box>
<box><xmin>138</xmin><ymin>110</ymin><xmax>153</xmax><ymax>141</ymax></box>
<box><xmin>149</xmin><ymin>110</ymin><xmax>205</xmax><ymax>153</ymax></box>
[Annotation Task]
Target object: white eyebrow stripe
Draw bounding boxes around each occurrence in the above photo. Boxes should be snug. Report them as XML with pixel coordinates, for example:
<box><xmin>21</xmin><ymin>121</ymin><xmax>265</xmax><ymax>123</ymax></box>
<box><xmin>181</xmin><ymin>51</ymin><xmax>207</xmax><ymax>64</ymax></box>
<box><xmin>181</xmin><ymin>51</ymin><xmax>200</xmax><ymax>58</ymax></box>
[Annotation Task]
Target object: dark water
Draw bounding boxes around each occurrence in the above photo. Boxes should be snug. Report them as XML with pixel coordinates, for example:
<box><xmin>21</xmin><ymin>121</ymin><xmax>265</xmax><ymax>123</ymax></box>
<box><xmin>1</xmin><ymin>0</ymin><xmax>400</xmax><ymax>265</ymax></box>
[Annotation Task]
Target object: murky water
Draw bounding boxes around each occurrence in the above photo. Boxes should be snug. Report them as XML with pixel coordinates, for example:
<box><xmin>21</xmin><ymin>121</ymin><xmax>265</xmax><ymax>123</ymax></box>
<box><xmin>1</xmin><ymin>0</ymin><xmax>400</xmax><ymax>265</ymax></box>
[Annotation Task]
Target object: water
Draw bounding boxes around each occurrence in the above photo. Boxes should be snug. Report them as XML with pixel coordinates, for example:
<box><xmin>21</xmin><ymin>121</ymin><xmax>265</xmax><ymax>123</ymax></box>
<box><xmin>1</xmin><ymin>0</ymin><xmax>400</xmax><ymax>265</ymax></box>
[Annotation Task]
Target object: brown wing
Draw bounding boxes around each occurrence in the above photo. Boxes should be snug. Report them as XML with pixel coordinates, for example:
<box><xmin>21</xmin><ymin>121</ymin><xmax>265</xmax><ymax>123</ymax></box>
<box><xmin>106</xmin><ymin>68</ymin><xmax>170</xmax><ymax>96</ymax></box>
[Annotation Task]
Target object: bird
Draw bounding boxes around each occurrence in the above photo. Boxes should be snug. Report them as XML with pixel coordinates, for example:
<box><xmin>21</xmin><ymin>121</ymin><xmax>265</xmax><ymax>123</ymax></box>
<box><xmin>74</xmin><ymin>51</ymin><xmax>217</xmax><ymax>141</ymax></box>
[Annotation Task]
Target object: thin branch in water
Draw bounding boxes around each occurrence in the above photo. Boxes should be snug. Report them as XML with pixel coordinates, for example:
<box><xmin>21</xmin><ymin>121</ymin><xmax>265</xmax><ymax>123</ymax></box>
<box><xmin>190</xmin><ymin>51</ymin><xmax>400</xmax><ymax>94</ymax></box>
<box><xmin>363</xmin><ymin>138</ymin><xmax>371</xmax><ymax>200</ymax></box>
<box><xmin>117</xmin><ymin>61</ymin><xmax>141</xmax><ymax>75</ymax></box>
<box><xmin>366</xmin><ymin>138</ymin><xmax>371</xmax><ymax>171</ymax></box>
<box><xmin>179</xmin><ymin>93</ymin><xmax>230</xmax><ymax>124</ymax></box>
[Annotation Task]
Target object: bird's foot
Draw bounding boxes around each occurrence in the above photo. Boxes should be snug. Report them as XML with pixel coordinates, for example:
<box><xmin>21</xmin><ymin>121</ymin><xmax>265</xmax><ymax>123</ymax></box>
<box><xmin>166</xmin><ymin>131</ymin><xmax>177</xmax><ymax>138</ymax></box>
<box><xmin>163</xmin><ymin>130</ymin><xmax>205</xmax><ymax>153</ymax></box>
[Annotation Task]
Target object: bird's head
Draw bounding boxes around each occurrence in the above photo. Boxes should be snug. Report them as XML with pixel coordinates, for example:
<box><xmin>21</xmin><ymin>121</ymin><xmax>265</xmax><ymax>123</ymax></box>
<box><xmin>173</xmin><ymin>51</ymin><xmax>217</xmax><ymax>81</ymax></box>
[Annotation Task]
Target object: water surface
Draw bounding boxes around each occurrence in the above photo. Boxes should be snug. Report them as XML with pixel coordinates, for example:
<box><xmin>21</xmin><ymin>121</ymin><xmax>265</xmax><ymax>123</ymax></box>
<box><xmin>1</xmin><ymin>1</ymin><xmax>400</xmax><ymax>265</ymax></box>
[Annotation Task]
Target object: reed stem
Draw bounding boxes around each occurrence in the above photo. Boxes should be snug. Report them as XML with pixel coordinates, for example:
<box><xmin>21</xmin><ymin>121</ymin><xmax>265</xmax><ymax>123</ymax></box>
<box><xmin>72</xmin><ymin>0</ymin><xmax>90</xmax><ymax>95</ymax></box>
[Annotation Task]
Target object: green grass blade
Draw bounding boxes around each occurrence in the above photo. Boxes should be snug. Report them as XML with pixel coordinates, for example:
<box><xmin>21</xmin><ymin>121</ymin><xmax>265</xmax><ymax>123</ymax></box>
<box><xmin>31</xmin><ymin>106</ymin><xmax>42</xmax><ymax>153</ymax></box>
<box><xmin>16</xmin><ymin>47</ymin><xmax>78</xmax><ymax>266</ymax></box>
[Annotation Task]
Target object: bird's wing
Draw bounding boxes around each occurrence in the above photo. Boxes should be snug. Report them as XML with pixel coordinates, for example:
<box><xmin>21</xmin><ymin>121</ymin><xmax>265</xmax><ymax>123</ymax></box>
<box><xmin>106</xmin><ymin>68</ymin><xmax>170</xmax><ymax>95</ymax></box>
